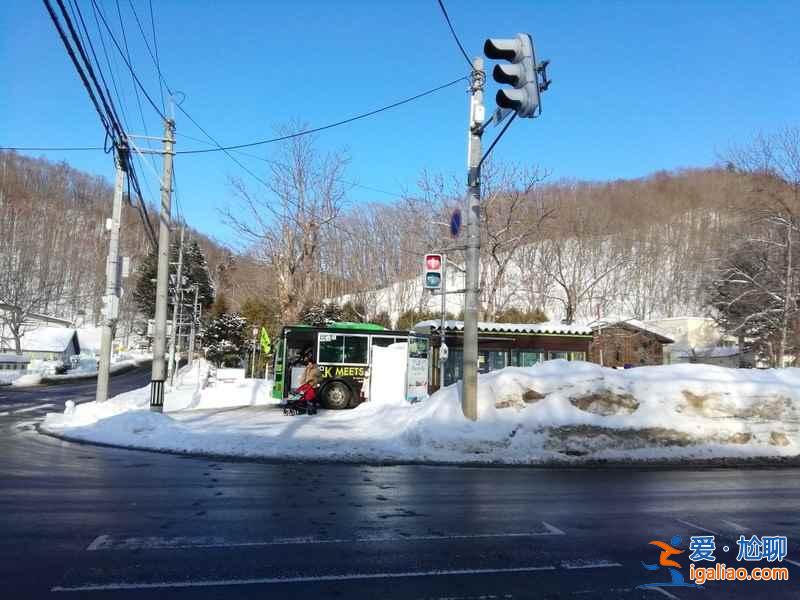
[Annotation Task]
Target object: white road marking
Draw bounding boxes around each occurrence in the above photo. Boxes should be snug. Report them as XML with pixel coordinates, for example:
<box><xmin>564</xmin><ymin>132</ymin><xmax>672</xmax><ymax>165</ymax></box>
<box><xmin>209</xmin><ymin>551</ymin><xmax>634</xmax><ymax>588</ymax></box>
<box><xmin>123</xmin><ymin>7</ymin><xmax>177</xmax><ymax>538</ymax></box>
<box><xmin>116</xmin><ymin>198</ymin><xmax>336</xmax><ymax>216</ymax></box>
<box><xmin>720</xmin><ymin>519</ymin><xmax>748</xmax><ymax>533</ymax></box>
<box><xmin>12</xmin><ymin>403</ymin><xmax>55</xmax><ymax>414</ymax></box>
<box><xmin>51</xmin><ymin>565</ymin><xmax>558</xmax><ymax>592</ymax></box>
<box><xmin>647</xmin><ymin>587</ymin><xmax>680</xmax><ymax>600</ymax></box>
<box><xmin>87</xmin><ymin>525</ymin><xmax>564</xmax><ymax>551</ymax></box>
<box><xmin>676</xmin><ymin>518</ymin><xmax>720</xmax><ymax>536</ymax></box>
<box><xmin>561</xmin><ymin>560</ymin><xmax>622</xmax><ymax>570</ymax></box>
<box><xmin>86</xmin><ymin>535</ymin><xmax>110</xmax><ymax>551</ymax></box>
<box><xmin>542</xmin><ymin>521</ymin><xmax>566</xmax><ymax>535</ymax></box>
<box><xmin>786</xmin><ymin>559</ymin><xmax>800</xmax><ymax>568</ymax></box>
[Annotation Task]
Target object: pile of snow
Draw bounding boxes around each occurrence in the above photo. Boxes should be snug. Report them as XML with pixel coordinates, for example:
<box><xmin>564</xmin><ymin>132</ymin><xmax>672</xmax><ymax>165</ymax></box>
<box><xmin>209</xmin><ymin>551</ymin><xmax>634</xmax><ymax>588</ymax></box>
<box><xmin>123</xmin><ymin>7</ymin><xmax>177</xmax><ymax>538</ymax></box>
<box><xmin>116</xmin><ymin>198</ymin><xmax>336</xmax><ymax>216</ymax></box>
<box><xmin>41</xmin><ymin>361</ymin><xmax>800</xmax><ymax>464</ymax></box>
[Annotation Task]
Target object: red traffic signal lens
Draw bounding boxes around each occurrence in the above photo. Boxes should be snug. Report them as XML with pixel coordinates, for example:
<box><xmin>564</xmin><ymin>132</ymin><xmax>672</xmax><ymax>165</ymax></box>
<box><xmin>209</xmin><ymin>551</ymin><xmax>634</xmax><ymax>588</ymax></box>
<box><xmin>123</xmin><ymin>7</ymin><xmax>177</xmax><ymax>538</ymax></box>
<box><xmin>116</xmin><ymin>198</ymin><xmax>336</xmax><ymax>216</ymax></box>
<box><xmin>425</xmin><ymin>254</ymin><xmax>442</xmax><ymax>270</ymax></box>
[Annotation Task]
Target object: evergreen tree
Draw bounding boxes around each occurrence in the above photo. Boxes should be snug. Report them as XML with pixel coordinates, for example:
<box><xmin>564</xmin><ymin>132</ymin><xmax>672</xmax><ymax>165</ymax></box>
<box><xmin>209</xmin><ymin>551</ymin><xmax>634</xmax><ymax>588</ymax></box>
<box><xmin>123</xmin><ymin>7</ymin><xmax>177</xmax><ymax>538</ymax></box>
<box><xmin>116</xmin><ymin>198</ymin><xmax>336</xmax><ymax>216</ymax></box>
<box><xmin>300</xmin><ymin>301</ymin><xmax>344</xmax><ymax>326</ymax></box>
<box><xmin>132</xmin><ymin>239</ymin><xmax>215</xmax><ymax>319</ymax></box>
<box><xmin>203</xmin><ymin>312</ymin><xmax>248</xmax><ymax>367</ymax></box>
<box><xmin>132</xmin><ymin>252</ymin><xmax>158</xmax><ymax>318</ymax></box>
<box><xmin>183</xmin><ymin>240</ymin><xmax>215</xmax><ymax>310</ymax></box>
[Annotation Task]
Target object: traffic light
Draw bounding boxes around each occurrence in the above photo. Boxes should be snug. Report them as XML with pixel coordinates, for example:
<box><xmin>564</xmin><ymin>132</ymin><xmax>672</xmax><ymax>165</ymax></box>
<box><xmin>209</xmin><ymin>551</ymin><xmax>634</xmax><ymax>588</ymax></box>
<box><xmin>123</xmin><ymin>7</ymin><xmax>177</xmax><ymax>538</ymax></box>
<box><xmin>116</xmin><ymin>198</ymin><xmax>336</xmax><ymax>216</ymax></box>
<box><xmin>484</xmin><ymin>33</ymin><xmax>550</xmax><ymax>118</ymax></box>
<box><xmin>424</xmin><ymin>253</ymin><xmax>443</xmax><ymax>289</ymax></box>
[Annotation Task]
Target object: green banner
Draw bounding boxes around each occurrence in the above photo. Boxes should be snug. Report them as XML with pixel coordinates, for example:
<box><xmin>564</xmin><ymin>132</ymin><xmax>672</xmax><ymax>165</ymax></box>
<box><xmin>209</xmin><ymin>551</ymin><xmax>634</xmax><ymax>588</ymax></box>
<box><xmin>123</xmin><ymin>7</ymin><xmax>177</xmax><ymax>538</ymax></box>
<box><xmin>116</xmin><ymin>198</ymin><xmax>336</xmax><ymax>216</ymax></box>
<box><xmin>259</xmin><ymin>327</ymin><xmax>271</xmax><ymax>354</ymax></box>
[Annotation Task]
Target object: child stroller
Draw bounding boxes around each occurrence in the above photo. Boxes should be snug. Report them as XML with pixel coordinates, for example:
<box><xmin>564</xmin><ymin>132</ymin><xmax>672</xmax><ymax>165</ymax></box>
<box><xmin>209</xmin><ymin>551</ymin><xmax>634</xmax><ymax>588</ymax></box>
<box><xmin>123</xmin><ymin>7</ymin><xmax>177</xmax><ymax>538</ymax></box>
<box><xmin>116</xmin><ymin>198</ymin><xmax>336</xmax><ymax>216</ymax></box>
<box><xmin>282</xmin><ymin>383</ymin><xmax>318</xmax><ymax>416</ymax></box>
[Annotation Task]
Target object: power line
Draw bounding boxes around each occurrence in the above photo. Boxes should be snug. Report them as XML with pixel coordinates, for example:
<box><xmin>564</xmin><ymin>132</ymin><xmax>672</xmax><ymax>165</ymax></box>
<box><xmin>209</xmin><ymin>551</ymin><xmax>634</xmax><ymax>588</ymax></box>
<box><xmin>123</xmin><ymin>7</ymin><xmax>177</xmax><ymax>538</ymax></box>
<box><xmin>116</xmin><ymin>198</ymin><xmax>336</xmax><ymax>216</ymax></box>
<box><xmin>89</xmin><ymin>0</ymin><xmax>167</xmax><ymax>122</ymax></box>
<box><xmin>435</xmin><ymin>0</ymin><xmax>474</xmax><ymax>70</ymax></box>
<box><xmin>126</xmin><ymin>0</ymin><xmax>167</xmax><ymax>109</ymax></box>
<box><xmin>0</xmin><ymin>145</ymin><xmax>104</xmax><ymax>152</ymax></box>
<box><xmin>173</xmin><ymin>131</ymin><xmax>405</xmax><ymax>199</ymax></box>
<box><xmin>42</xmin><ymin>0</ymin><xmax>117</xmax><ymax>145</ymax></box>
<box><xmin>175</xmin><ymin>76</ymin><xmax>469</xmax><ymax>155</ymax></box>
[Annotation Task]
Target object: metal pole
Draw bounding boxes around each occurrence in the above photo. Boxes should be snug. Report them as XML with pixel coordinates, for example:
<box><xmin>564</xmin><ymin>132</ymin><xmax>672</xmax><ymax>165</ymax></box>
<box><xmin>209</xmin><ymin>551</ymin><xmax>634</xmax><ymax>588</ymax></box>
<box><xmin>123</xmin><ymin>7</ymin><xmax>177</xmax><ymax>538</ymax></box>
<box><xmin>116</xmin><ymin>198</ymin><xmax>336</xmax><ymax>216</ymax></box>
<box><xmin>168</xmin><ymin>226</ymin><xmax>184</xmax><ymax>386</ymax></box>
<box><xmin>150</xmin><ymin>117</ymin><xmax>175</xmax><ymax>412</ymax></box>
<box><xmin>439</xmin><ymin>253</ymin><xmax>447</xmax><ymax>390</ymax></box>
<box><xmin>462</xmin><ymin>57</ymin><xmax>484</xmax><ymax>421</ymax></box>
<box><xmin>96</xmin><ymin>146</ymin><xmax>126</xmax><ymax>402</ymax></box>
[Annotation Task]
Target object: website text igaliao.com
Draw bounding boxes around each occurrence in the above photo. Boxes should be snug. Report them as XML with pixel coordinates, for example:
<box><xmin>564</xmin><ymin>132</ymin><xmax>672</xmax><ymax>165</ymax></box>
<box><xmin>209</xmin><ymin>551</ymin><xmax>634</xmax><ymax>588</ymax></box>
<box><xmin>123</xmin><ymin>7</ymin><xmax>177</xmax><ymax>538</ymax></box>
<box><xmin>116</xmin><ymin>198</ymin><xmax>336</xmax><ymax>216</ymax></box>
<box><xmin>689</xmin><ymin>563</ymin><xmax>789</xmax><ymax>585</ymax></box>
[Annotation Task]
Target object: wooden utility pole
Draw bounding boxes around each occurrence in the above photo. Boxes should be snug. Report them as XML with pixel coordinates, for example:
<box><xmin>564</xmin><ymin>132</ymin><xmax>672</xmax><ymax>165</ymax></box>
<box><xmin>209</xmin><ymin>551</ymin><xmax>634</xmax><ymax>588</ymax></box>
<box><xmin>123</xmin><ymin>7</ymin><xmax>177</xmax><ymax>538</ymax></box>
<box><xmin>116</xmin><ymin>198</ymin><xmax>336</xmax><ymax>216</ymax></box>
<box><xmin>96</xmin><ymin>145</ymin><xmax>127</xmax><ymax>403</ymax></box>
<box><xmin>150</xmin><ymin>117</ymin><xmax>175</xmax><ymax>412</ymax></box>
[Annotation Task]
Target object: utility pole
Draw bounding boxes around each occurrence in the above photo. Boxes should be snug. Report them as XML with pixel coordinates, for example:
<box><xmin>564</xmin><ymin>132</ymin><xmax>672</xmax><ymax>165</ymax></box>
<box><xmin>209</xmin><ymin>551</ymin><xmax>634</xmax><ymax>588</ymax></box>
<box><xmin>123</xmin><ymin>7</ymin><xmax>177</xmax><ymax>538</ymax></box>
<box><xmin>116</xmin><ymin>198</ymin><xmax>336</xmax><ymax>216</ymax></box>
<box><xmin>168</xmin><ymin>226</ymin><xmax>184</xmax><ymax>386</ymax></box>
<box><xmin>187</xmin><ymin>284</ymin><xmax>199</xmax><ymax>368</ymax></box>
<box><xmin>462</xmin><ymin>57</ymin><xmax>484</xmax><ymax>421</ymax></box>
<box><xmin>439</xmin><ymin>253</ymin><xmax>447</xmax><ymax>389</ymax></box>
<box><xmin>150</xmin><ymin>117</ymin><xmax>175</xmax><ymax>412</ymax></box>
<box><xmin>96</xmin><ymin>145</ymin><xmax>127</xmax><ymax>403</ymax></box>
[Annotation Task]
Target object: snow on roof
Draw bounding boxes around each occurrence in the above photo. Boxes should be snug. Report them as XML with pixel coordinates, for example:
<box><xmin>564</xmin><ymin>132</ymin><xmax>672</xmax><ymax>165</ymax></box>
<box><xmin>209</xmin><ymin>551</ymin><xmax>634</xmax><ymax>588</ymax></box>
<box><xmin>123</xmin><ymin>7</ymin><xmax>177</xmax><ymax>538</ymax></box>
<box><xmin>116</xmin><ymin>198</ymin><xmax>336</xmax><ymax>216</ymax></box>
<box><xmin>20</xmin><ymin>327</ymin><xmax>79</xmax><ymax>353</ymax></box>
<box><xmin>0</xmin><ymin>353</ymin><xmax>30</xmax><ymax>364</ymax></box>
<box><xmin>589</xmin><ymin>318</ymin><xmax>674</xmax><ymax>343</ymax></box>
<box><xmin>415</xmin><ymin>320</ymin><xmax>593</xmax><ymax>336</ymax></box>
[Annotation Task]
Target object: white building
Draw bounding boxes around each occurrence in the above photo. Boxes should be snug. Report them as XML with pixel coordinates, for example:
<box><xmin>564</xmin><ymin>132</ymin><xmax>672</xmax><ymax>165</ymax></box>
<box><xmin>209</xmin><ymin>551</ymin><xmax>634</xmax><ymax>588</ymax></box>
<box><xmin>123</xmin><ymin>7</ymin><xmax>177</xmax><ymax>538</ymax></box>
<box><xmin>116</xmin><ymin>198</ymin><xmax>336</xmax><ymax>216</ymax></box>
<box><xmin>643</xmin><ymin>316</ymin><xmax>752</xmax><ymax>367</ymax></box>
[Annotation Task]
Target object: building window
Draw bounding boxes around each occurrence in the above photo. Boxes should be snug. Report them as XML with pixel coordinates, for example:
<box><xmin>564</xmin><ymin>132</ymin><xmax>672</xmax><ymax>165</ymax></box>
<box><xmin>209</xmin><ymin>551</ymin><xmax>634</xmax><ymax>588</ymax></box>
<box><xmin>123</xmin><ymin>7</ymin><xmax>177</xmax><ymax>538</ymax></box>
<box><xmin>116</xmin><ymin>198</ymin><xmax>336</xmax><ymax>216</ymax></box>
<box><xmin>512</xmin><ymin>350</ymin><xmax>544</xmax><ymax>367</ymax></box>
<box><xmin>568</xmin><ymin>351</ymin><xmax>586</xmax><ymax>361</ymax></box>
<box><xmin>548</xmin><ymin>351</ymin><xmax>569</xmax><ymax>360</ymax></box>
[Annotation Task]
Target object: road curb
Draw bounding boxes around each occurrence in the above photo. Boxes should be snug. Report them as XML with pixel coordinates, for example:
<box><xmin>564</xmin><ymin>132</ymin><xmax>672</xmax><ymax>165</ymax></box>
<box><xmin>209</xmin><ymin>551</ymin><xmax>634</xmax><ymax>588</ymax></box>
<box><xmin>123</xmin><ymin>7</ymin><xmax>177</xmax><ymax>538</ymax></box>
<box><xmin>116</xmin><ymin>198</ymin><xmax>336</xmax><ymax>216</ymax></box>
<box><xmin>34</xmin><ymin>426</ymin><xmax>800</xmax><ymax>470</ymax></box>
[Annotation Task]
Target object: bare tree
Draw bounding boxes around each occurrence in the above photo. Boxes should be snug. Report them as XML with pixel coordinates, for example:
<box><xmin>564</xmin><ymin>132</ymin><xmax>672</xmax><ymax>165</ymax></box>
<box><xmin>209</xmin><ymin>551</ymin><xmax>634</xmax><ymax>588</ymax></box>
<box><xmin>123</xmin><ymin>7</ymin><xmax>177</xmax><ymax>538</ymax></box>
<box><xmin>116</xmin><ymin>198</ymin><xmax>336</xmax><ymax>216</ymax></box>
<box><xmin>224</xmin><ymin>131</ymin><xmax>349</xmax><ymax>323</ymax></box>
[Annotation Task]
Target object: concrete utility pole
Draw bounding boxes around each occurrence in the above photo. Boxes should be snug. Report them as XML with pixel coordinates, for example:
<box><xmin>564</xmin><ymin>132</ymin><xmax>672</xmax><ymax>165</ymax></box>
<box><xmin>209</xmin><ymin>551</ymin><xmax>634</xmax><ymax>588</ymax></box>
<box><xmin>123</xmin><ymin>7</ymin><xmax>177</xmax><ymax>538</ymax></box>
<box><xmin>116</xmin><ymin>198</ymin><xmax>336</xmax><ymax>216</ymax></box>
<box><xmin>187</xmin><ymin>283</ymin><xmax>199</xmax><ymax>368</ymax></box>
<box><xmin>167</xmin><ymin>226</ymin><xmax>184</xmax><ymax>386</ymax></box>
<box><xmin>96</xmin><ymin>146</ymin><xmax>127</xmax><ymax>403</ymax></box>
<box><xmin>150</xmin><ymin>117</ymin><xmax>175</xmax><ymax>412</ymax></box>
<box><xmin>439</xmin><ymin>253</ymin><xmax>447</xmax><ymax>389</ymax></box>
<box><xmin>462</xmin><ymin>57</ymin><xmax>485</xmax><ymax>421</ymax></box>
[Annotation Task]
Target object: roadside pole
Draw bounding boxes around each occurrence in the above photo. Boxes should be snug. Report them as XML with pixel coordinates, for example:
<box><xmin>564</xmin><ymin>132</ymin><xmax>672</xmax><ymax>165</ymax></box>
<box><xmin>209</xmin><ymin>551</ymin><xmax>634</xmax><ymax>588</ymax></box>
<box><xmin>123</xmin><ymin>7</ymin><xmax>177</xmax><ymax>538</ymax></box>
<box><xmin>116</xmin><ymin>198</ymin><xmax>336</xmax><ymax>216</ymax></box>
<box><xmin>439</xmin><ymin>253</ymin><xmax>447</xmax><ymax>389</ymax></box>
<box><xmin>168</xmin><ymin>226</ymin><xmax>184</xmax><ymax>386</ymax></box>
<box><xmin>187</xmin><ymin>284</ymin><xmax>199</xmax><ymax>368</ymax></box>
<box><xmin>95</xmin><ymin>145</ymin><xmax>127</xmax><ymax>403</ymax></box>
<box><xmin>250</xmin><ymin>327</ymin><xmax>258</xmax><ymax>378</ymax></box>
<box><xmin>150</xmin><ymin>117</ymin><xmax>175</xmax><ymax>413</ymax></box>
<box><xmin>462</xmin><ymin>58</ymin><xmax>484</xmax><ymax>421</ymax></box>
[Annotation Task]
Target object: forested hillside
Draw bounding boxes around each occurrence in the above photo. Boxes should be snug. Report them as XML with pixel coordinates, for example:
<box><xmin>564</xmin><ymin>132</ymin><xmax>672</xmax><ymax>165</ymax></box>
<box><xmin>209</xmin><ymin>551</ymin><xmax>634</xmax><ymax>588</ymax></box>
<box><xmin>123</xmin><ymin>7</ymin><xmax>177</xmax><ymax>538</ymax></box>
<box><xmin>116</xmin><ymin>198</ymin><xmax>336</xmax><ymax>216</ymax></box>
<box><xmin>0</xmin><ymin>151</ymin><xmax>232</xmax><ymax>344</ymax></box>
<box><xmin>3</xmin><ymin>126</ymin><xmax>797</xmax><ymax>366</ymax></box>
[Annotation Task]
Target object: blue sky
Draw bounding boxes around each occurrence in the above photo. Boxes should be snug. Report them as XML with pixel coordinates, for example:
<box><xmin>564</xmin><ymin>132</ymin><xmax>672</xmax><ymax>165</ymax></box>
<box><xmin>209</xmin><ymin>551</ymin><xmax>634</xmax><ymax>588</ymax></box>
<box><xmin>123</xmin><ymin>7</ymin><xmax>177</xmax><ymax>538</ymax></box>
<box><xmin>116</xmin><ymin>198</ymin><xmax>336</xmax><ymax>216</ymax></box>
<box><xmin>2</xmin><ymin>1</ymin><xmax>798</xmax><ymax>245</ymax></box>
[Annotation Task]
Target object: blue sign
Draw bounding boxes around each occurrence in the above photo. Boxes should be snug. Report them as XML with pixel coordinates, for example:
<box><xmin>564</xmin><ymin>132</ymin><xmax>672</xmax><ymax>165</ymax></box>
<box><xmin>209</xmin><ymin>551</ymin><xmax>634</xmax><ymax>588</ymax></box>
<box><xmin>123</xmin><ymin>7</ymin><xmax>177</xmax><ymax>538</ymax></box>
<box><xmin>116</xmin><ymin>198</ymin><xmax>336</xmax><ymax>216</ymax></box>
<box><xmin>450</xmin><ymin>208</ymin><xmax>462</xmax><ymax>238</ymax></box>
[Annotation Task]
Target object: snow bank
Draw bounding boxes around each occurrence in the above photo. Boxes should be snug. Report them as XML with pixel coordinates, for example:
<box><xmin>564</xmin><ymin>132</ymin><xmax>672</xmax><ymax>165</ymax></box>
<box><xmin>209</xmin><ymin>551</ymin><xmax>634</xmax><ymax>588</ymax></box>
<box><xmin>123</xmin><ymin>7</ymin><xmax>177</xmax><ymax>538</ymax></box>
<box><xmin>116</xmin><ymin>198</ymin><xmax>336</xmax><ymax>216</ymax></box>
<box><xmin>41</xmin><ymin>361</ymin><xmax>800</xmax><ymax>464</ymax></box>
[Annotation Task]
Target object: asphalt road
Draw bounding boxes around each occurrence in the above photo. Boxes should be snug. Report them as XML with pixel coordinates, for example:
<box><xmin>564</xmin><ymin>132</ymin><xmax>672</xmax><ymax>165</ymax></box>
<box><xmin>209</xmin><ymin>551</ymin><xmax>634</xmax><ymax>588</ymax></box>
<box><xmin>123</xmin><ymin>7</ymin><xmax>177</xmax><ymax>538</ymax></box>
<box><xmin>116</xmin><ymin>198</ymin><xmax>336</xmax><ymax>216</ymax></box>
<box><xmin>1</xmin><ymin>368</ymin><xmax>800</xmax><ymax>599</ymax></box>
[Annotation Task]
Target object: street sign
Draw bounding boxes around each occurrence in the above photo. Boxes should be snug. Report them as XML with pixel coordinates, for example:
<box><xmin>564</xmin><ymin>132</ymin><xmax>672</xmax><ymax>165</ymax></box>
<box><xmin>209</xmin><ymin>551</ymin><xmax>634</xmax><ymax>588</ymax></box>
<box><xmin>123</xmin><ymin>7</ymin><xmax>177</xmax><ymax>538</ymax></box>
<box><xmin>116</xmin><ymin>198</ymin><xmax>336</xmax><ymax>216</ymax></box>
<box><xmin>450</xmin><ymin>208</ymin><xmax>462</xmax><ymax>238</ymax></box>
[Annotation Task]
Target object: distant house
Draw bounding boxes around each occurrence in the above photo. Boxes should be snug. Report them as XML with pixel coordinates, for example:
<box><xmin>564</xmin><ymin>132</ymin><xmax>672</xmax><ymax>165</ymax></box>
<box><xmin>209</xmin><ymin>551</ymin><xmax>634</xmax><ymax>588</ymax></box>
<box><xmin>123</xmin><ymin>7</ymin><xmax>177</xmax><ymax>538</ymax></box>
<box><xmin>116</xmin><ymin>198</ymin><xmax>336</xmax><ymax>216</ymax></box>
<box><xmin>18</xmin><ymin>327</ymin><xmax>81</xmax><ymax>364</ymax></box>
<box><xmin>589</xmin><ymin>319</ymin><xmax>674</xmax><ymax>367</ymax></box>
<box><xmin>672</xmin><ymin>345</ymin><xmax>755</xmax><ymax>368</ymax></box>
<box><xmin>643</xmin><ymin>316</ymin><xmax>750</xmax><ymax>367</ymax></box>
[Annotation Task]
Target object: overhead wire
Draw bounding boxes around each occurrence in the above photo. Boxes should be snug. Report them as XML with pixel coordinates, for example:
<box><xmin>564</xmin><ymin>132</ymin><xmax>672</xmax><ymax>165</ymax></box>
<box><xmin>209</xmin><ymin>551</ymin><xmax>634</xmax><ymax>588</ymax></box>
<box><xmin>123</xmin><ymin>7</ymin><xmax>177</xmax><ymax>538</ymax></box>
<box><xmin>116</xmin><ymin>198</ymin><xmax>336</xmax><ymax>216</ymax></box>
<box><xmin>435</xmin><ymin>0</ymin><xmax>474</xmax><ymax>70</ymax></box>
<box><xmin>41</xmin><ymin>0</ymin><xmax>117</xmax><ymax>145</ymax></box>
<box><xmin>174</xmin><ymin>76</ymin><xmax>469</xmax><ymax>154</ymax></box>
<box><xmin>69</xmin><ymin>0</ymin><xmax>129</xmax><ymax>135</ymax></box>
<box><xmin>0</xmin><ymin>145</ymin><xmax>104</xmax><ymax>152</ymax></box>
<box><xmin>173</xmin><ymin>131</ymin><xmax>405</xmax><ymax>199</ymax></box>
<box><xmin>89</xmin><ymin>0</ymin><xmax>167</xmax><ymax>122</ymax></box>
